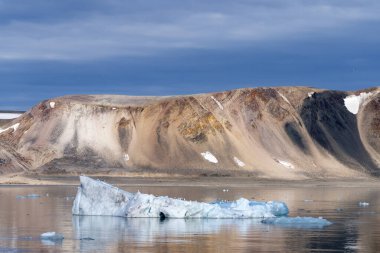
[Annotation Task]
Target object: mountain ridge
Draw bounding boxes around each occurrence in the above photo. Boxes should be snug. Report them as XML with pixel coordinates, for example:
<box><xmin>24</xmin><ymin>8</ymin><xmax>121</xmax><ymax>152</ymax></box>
<box><xmin>0</xmin><ymin>86</ymin><xmax>379</xmax><ymax>179</ymax></box>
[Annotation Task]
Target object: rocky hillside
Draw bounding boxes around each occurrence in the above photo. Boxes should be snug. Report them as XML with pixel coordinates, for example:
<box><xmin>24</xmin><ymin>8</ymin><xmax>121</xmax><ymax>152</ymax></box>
<box><xmin>0</xmin><ymin>87</ymin><xmax>379</xmax><ymax>179</ymax></box>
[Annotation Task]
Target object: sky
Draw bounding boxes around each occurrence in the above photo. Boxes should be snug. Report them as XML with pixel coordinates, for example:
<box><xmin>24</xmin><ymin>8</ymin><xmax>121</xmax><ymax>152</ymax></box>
<box><xmin>0</xmin><ymin>0</ymin><xmax>380</xmax><ymax>110</ymax></box>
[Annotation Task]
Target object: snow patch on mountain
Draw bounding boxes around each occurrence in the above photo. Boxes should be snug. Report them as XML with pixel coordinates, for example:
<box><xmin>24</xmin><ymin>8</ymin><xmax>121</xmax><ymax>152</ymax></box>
<box><xmin>344</xmin><ymin>92</ymin><xmax>376</xmax><ymax>114</ymax></box>
<box><xmin>233</xmin><ymin>157</ymin><xmax>245</xmax><ymax>167</ymax></box>
<box><xmin>201</xmin><ymin>151</ymin><xmax>218</xmax><ymax>163</ymax></box>
<box><xmin>278</xmin><ymin>92</ymin><xmax>290</xmax><ymax>104</ymax></box>
<box><xmin>211</xmin><ymin>96</ymin><xmax>224</xmax><ymax>110</ymax></box>
<box><xmin>276</xmin><ymin>159</ymin><xmax>294</xmax><ymax>169</ymax></box>
<box><xmin>0</xmin><ymin>123</ymin><xmax>20</xmax><ymax>134</ymax></box>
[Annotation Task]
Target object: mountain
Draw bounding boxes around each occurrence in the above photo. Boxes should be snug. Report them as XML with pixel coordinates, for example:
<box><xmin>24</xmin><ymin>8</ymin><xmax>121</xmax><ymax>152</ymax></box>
<box><xmin>0</xmin><ymin>87</ymin><xmax>379</xmax><ymax>179</ymax></box>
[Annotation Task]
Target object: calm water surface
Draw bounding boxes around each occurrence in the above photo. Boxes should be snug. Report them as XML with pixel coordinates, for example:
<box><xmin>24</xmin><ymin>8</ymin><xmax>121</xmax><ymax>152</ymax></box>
<box><xmin>0</xmin><ymin>183</ymin><xmax>379</xmax><ymax>252</ymax></box>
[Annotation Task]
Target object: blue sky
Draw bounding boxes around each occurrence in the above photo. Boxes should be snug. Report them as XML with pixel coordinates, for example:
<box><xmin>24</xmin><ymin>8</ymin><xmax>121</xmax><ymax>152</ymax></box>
<box><xmin>0</xmin><ymin>0</ymin><xmax>379</xmax><ymax>110</ymax></box>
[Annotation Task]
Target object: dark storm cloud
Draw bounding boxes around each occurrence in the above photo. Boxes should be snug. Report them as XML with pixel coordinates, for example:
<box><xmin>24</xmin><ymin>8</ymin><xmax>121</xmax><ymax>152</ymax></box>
<box><xmin>0</xmin><ymin>0</ymin><xmax>379</xmax><ymax>109</ymax></box>
<box><xmin>1</xmin><ymin>0</ymin><xmax>379</xmax><ymax>60</ymax></box>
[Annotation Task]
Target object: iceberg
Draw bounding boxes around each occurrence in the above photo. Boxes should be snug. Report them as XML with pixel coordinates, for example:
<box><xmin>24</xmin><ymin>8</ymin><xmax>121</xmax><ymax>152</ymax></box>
<box><xmin>72</xmin><ymin>176</ymin><xmax>331</xmax><ymax>228</ymax></box>
<box><xmin>72</xmin><ymin>176</ymin><xmax>288</xmax><ymax>218</ymax></box>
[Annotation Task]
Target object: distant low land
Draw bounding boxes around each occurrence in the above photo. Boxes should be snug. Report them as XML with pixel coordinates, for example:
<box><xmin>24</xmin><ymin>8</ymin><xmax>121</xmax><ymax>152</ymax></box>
<box><xmin>1</xmin><ymin>173</ymin><xmax>380</xmax><ymax>187</ymax></box>
<box><xmin>1</xmin><ymin>86</ymin><xmax>380</xmax><ymax>183</ymax></box>
<box><xmin>0</xmin><ymin>111</ymin><xmax>24</xmax><ymax>127</ymax></box>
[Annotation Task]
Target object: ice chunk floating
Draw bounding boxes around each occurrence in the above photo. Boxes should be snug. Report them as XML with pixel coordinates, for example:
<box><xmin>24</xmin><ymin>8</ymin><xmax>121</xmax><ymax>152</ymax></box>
<box><xmin>72</xmin><ymin>176</ymin><xmax>331</xmax><ymax>227</ymax></box>
<box><xmin>73</xmin><ymin>176</ymin><xmax>288</xmax><ymax>218</ymax></box>
<box><xmin>262</xmin><ymin>217</ymin><xmax>332</xmax><ymax>228</ymax></box>
<box><xmin>358</xmin><ymin>202</ymin><xmax>370</xmax><ymax>207</ymax></box>
<box><xmin>40</xmin><ymin>232</ymin><xmax>64</xmax><ymax>241</ymax></box>
<box><xmin>16</xmin><ymin>194</ymin><xmax>41</xmax><ymax>199</ymax></box>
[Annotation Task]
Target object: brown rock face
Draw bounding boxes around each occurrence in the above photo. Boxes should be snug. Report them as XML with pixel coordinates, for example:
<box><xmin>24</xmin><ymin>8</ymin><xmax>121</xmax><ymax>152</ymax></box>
<box><xmin>0</xmin><ymin>87</ymin><xmax>379</xmax><ymax>179</ymax></box>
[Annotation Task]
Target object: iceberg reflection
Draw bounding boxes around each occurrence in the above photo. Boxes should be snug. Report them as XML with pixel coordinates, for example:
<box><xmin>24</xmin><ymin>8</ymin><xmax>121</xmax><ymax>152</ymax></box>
<box><xmin>73</xmin><ymin>215</ymin><xmax>264</xmax><ymax>242</ymax></box>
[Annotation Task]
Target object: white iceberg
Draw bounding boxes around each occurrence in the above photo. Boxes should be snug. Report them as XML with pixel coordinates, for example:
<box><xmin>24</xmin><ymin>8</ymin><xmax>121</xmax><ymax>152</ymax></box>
<box><xmin>72</xmin><ymin>176</ymin><xmax>288</xmax><ymax>218</ymax></box>
<box><xmin>72</xmin><ymin>176</ymin><xmax>331</xmax><ymax>228</ymax></box>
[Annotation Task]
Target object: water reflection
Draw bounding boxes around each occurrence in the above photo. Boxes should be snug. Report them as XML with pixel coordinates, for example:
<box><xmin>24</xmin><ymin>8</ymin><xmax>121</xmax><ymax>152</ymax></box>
<box><xmin>72</xmin><ymin>216</ymin><xmax>285</xmax><ymax>252</ymax></box>
<box><xmin>0</xmin><ymin>184</ymin><xmax>379</xmax><ymax>252</ymax></box>
<box><xmin>73</xmin><ymin>216</ymin><xmax>265</xmax><ymax>240</ymax></box>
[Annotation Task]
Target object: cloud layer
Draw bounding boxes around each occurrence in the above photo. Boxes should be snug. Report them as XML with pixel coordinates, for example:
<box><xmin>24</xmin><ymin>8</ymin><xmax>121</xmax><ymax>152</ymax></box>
<box><xmin>0</xmin><ymin>0</ymin><xmax>379</xmax><ymax>109</ymax></box>
<box><xmin>1</xmin><ymin>0</ymin><xmax>379</xmax><ymax>60</ymax></box>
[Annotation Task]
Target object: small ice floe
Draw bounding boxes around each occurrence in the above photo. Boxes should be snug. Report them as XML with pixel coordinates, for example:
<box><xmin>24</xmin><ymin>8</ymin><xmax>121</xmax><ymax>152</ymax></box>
<box><xmin>210</xmin><ymin>96</ymin><xmax>224</xmax><ymax>110</ymax></box>
<box><xmin>16</xmin><ymin>194</ymin><xmax>41</xmax><ymax>199</ymax></box>
<box><xmin>222</xmin><ymin>189</ymin><xmax>229</xmax><ymax>192</ymax></box>
<box><xmin>40</xmin><ymin>232</ymin><xmax>64</xmax><ymax>241</ymax></box>
<box><xmin>275</xmin><ymin>159</ymin><xmax>295</xmax><ymax>169</ymax></box>
<box><xmin>304</xmin><ymin>199</ymin><xmax>314</xmax><ymax>202</ymax></box>
<box><xmin>345</xmin><ymin>244</ymin><xmax>361</xmax><ymax>250</ymax></box>
<box><xmin>0</xmin><ymin>123</ymin><xmax>20</xmax><ymax>134</ymax></box>
<box><xmin>262</xmin><ymin>216</ymin><xmax>332</xmax><ymax>228</ymax></box>
<box><xmin>124</xmin><ymin>153</ymin><xmax>130</xmax><ymax>161</ymax></box>
<box><xmin>201</xmin><ymin>151</ymin><xmax>218</xmax><ymax>164</ymax></box>
<box><xmin>49</xmin><ymin>101</ymin><xmax>55</xmax><ymax>109</ymax></box>
<box><xmin>344</xmin><ymin>92</ymin><xmax>376</xmax><ymax>114</ymax></box>
<box><xmin>308</xmin><ymin>92</ymin><xmax>315</xmax><ymax>98</ymax></box>
<box><xmin>80</xmin><ymin>237</ymin><xmax>95</xmax><ymax>241</ymax></box>
<box><xmin>112</xmin><ymin>107</ymin><xmax>117</xmax><ymax>110</ymax></box>
<box><xmin>278</xmin><ymin>92</ymin><xmax>291</xmax><ymax>104</ymax></box>
<box><xmin>233</xmin><ymin>157</ymin><xmax>245</xmax><ymax>167</ymax></box>
<box><xmin>0</xmin><ymin>112</ymin><xmax>22</xmax><ymax>119</ymax></box>
<box><xmin>358</xmin><ymin>202</ymin><xmax>369</xmax><ymax>207</ymax></box>
<box><xmin>19</xmin><ymin>236</ymin><xmax>33</xmax><ymax>241</ymax></box>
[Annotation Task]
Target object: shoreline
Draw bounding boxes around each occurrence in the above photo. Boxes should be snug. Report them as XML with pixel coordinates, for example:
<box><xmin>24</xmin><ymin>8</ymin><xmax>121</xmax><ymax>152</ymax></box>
<box><xmin>1</xmin><ymin>173</ymin><xmax>379</xmax><ymax>188</ymax></box>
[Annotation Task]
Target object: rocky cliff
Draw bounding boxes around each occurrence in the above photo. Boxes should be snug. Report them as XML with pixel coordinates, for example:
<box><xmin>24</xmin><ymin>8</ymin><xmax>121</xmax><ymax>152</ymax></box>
<box><xmin>1</xmin><ymin>87</ymin><xmax>379</xmax><ymax>179</ymax></box>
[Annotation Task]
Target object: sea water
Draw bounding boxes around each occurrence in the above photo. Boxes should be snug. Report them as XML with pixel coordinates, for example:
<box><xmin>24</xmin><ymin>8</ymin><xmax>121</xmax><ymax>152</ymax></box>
<box><xmin>0</xmin><ymin>182</ymin><xmax>379</xmax><ymax>252</ymax></box>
